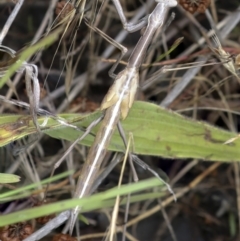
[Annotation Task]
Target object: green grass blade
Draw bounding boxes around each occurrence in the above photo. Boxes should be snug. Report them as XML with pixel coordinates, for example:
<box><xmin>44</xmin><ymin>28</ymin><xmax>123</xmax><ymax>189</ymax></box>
<box><xmin>0</xmin><ymin>177</ymin><xmax>161</xmax><ymax>226</ymax></box>
<box><xmin>0</xmin><ymin>173</ymin><xmax>20</xmax><ymax>183</ymax></box>
<box><xmin>0</xmin><ymin>170</ymin><xmax>73</xmax><ymax>199</ymax></box>
<box><xmin>0</xmin><ymin>27</ymin><xmax>63</xmax><ymax>88</ymax></box>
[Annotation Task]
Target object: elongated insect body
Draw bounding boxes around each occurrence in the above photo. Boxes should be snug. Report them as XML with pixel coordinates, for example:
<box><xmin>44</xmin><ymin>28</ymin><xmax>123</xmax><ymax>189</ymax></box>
<box><xmin>68</xmin><ymin>67</ymin><xmax>139</xmax><ymax>230</ymax></box>
<box><xmin>68</xmin><ymin>0</ymin><xmax>178</xmax><ymax>233</ymax></box>
<box><xmin>76</xmin><ymin>68</ymin><xmax>138</xmax><ymax>197</ymax></box>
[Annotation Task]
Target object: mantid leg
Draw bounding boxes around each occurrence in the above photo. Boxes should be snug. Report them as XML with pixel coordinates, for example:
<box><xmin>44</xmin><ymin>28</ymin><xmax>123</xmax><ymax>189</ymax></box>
<box><xmin>117</xmin><ymin>122</ymin><xmax>138</xmax><ymax>182</ymax></box>
<box><xmin>52</xmin><ymin>115</ymin><xmax>104</xmax><ymax>171</ymax></box>
<box><xmin>43</xmin><ymin>114</ymin><xmax>104</xmax><ymax>200</ymax></box>
<box><xmin>85</xmin><ymin>19</ymin><xmax>128</xmax><ymax>79</ymax></box>
<box><xmin>90</xmin><ymin>153</ymin><xmax>123</xmax><ymax>194</ymax></box>
<box><xmin>85</xmin><ymin>0</ymin><xmax>152</xmax><ymax>78</ymax></box>
<box><xmin>111</xmin><ymin>0</ymin><xmax>149</xmax><ymax>32</ymax></box>
<box><xmin>117</xmin><ymin>122</ymin><xmax>176</xmax><ymax>200</ymax></box>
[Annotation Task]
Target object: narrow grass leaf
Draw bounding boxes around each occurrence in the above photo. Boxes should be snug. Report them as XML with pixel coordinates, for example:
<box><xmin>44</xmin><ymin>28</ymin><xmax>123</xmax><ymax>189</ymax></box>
<box><xmin>0</xmin><ymin>173</ymin><xmax>20</xmax><ymax>183</ymax></box>
<box><xmin>0</xmin><ymin>170</ymin><xmax>73</xmax><ymax>199</ymax></box>
<box><xmin>0</xmin><ymin>177</ymin><xmax>161</xmax><ymax>226</ymax></box>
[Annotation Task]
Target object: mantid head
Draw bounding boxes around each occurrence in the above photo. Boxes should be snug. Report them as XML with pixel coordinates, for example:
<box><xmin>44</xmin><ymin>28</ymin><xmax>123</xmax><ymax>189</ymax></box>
<box><xmin>155</xmin><ymin>0</ymin><xmax>178</xmax><ymax>7</ymax></box>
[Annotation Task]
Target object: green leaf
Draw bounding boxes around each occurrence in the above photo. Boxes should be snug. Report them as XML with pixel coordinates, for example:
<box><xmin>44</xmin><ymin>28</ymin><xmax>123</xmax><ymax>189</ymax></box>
<box><xmin>44</xmin><ymin>101</ymin><xmax>240</xmax><ymax>162</ymax></box>
<box><xmin>0</xmin><ymin>101</ymin><xmax>240</xmax><ymax>162</ymax></box>
<box><xmin>0</xmin><ymin>115</ymin><xmax>34</xmax><ymax>146</ymax></box>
